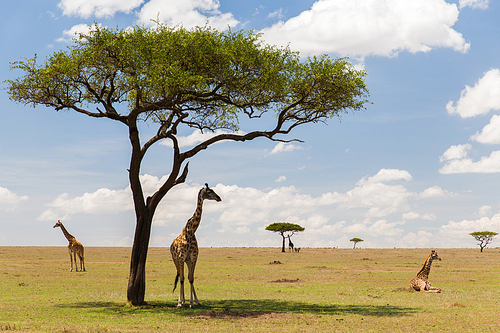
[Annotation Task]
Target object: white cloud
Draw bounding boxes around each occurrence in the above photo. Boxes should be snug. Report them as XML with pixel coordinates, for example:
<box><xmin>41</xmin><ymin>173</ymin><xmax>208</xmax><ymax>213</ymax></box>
<box><xmin>440</xmin><ymin>149</ymin><xmax>500</xmax><ymax>174</ymax></box>
<box><xmin>56</xmin><ymin>23</ymin><xmax>102</xmax><ymax>43</ymax></box>
<box><xmin>356</xmin><ymin>168</ymin><xmax>412</xmax><ymax>185</ymax></box>
<box><xmin>136</xmin><ymin>0</ymin><xmax>238</xmax><ymax>30</ymax></box>
<box><xmin>161</xmin><ymin>129</ymin><xmax>245</xmax><ymax>148</ymax></box>
<box><xmin>268</xmin><ymin>142</ymin><xmax>303</xmax><ymax>155</ymax></box>
<box><xmin>459</xmin><ymin>0</ymin><xmax>489</xmax><ymax>9</ymax></box>
<box><xmin>260</xmin><ymin>0</ymin><xmax>469</xmax><ymax>61</ymax></box>
<box><xmin>419</xmin><ymin>186</ymin><xmax>448</xmax><ymax>199</ymax></box>
<box><xmin>395</xmin><ymin>230</ymin><xmax>433</xmax><ymax>248</ymax></box>
<box><xmin>37</xmin><ymin>187</ymin><xmax>133</xmax><ymax>221</ymax></box>
<box><xmin>439</xmin><ymin>214</ymin><xmax>500</xmax><ymax>241</ymax></box>
<box><xmin>402</xmin><ymin>211</ymin><xmax>420</xmax><ymax>220</ymax></box>
<box><xmin>275</xmin><ymin>176</ymin><xmax>286</xmax><ymax>183</ymax></box>
<box><xmin>446</xmin><ymin>69</ymin><xmax>500</xmax><ymax>118</ymax></box>
<box><xmin>343</xmin><ymin>219</ymin><xmax>405</xmax><ymax>237</ymax></box>
<box><xmin>422</xmin><ymin>213</ymin><xmax>437</xmax><ymax>221</ymax></box>
<box><xmin>35</xmin><ymin>169</ymin><xmax>450</xmax><ymax>246</ymax></box>
<box><xmin>440</xmin><ymin>144</ymin><xmax>472</xmax><ymax>162</ymax></box>
<box><xmin>478</xmin><ymin>205</ymin><xmax>492</xmax><ymax>217</ymax></box>
<box><xmin>471</xmin><ymin>114</ymin><xmax>500</xmax><ymax>144</ymax></box>
<box><xmin>268</xmin><ymin>8</ymin><xmax>284</xmax><ymax>19</ymax></box>
<box><xmin>58</xmin><ymin>0</ymin><xmax>143</xmax><ymax>18</ymax></box>
<box><xmin>0</xmin><ymin>187</ymin><xmax>28</xmax><ymax>211</ymax></box>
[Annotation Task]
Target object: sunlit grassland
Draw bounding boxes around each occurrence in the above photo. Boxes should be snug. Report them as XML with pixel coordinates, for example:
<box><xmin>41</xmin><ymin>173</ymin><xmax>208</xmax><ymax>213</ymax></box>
<box><xmin>1</xmin><ymin>247</ymin><xmax>499</xmax><ymax>332</ymax></box>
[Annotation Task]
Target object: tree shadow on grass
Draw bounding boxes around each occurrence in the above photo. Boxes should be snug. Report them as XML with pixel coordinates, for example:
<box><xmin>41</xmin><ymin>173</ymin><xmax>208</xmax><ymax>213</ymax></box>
<box><xmin>56</xmin><ymin>299</ymin><xmax>418</xmax><ymax>319</ymax></box>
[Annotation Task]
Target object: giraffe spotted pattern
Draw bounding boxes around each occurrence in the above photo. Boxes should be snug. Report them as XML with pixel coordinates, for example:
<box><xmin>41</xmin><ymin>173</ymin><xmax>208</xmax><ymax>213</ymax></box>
<box><xmin>409</xmin><ymin>250</ymin><xmax>441</xmax><ymax>293</ymax></box>
<box><xmin>170</xmin><ymin>183</ymin><xmax>221</xmax><ymax>308</ymax></box>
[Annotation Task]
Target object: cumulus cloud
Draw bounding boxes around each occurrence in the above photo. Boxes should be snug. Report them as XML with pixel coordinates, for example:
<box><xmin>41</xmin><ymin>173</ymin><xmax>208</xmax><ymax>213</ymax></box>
<box><xmin>260</xmin><ymin>0</ymin><xmax>469</xmax><ymax>61</ymax></box>
<box><xmin>419</xmin><ymin>186</ymin><xmax>449</xmax><ymax>199</ymax></box>
<box><xmin>0</xmin><ymin>186</ymin><xmax>28</xmax><ymax>211</ymax></box>
<box><xmin>440</xmin><ymin>149</ymin><xmax>500</xmax><ymax>174</ymax></box>
<box><xmin>471</xmin><ymin>114</ymin><xmax>500</xmax><ymax>144</ymax></box>
<box><xmin>275</xmin><ymin>176</ymin><xmax>286</xmax><ymax>183</ymax></box>
<box><xmin>160</xmin><ymin>129</ymin><xmax>245</xmax><ymax>148</ymax></box>
<box><xmin>36</xmin><ymin>169</ymin><xmax>452</xmax><ymax>246</ymax></box>
<box><xmin>58</xmin><ymin>0</ymin><xmax>143</xmax><ymax>18</ymax></box>
<box><xmin>439</xmin><ymin>213</ymin><xmax>500</xmax><ymax>241</ymax></box>
<box><xmin>136</xmin><ymin>0</ymin><xmax>238</xmax><ymax>30</ymax></box>
<box><xmin>446</xmin><ymin>69</ymin><xmax>500</xmax><ymax>118</ymax></box>
<box><xmin>459</xmin><ymin>0</ymin><xmax>489</xmax><ymax>9</ymax></box>
<box><xmin>268</xmin><ymin>142</ymin><xmax>303</xmax><ymax>155</ymax></box>
<box><xmin>356</xmin><ymin>168</ymin><xmax>412</xmax><ymax>185</ymax></box>
<box><xmin>440</xmin><ymin>144</ymin><xmax>472</xmax><ymax>162</ymax></box>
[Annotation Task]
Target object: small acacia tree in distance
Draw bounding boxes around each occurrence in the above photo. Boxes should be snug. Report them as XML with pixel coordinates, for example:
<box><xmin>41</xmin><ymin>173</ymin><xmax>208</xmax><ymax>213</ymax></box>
<box><xmin>7</xmin><ymin>24</ymin><xmax>368</xmax><ymax>305</ymax></box>
<box><xmin>350</xmin><ymin>237</ymin><xmax>363</xmax><ymax>249</ymax></box>
<box><xmin>266</xmin><ymin>222</ymin><xmax>305</xmax><ymax>252</ymax></box>
<box><xmin>469</xmin><ymin>231</ymin><xmax>498</xmax><ymax>252</ymax></box>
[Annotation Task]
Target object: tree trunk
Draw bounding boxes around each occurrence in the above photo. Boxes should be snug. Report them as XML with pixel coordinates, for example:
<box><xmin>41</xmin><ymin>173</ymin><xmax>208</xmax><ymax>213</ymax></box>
<box><xmin>127</xmin><ymin>212</ymin><xmax>153</xmax><ymax>305</ymax></box>
<box><xmin>281</xmin><ymin>234</ymin><xmax>286</xmax><ymax>253</ymax></box>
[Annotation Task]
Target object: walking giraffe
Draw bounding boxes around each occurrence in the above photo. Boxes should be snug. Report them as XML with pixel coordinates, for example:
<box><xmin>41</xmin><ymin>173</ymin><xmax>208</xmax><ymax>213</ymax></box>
<box><xmin>409</xmin><ymin>250</ymin><xmax>441</xmax><ymax>292</ymax></box>
<box><xmin>53</xmin><ymin>220</ymin><xmax>86</xmax><ymax>272</ymax></box>
<box><xmin>170</xmin><ymin>183</ymin><xmax>221</xmax><ymax>308</ymax></box>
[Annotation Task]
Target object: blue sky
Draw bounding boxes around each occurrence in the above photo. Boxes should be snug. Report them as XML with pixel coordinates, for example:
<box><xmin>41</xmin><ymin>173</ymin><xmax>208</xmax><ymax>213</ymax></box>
<box><xmin>1</xmin><ymin>0</ymin><xmax>500</xmax><ymax>248</ymax></box>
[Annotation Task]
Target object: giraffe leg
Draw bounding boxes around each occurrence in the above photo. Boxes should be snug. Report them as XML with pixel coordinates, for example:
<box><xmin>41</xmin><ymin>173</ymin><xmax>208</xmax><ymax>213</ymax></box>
<box><xmin>176</xmin><ymin>262</ymin><xmax>186</xmax><ymax>309</ymax></box>
<box><xmin>426</xmin><ymin>281</ymin><xmax>441</xmax><ymax>293</ymax></box>
<box><xmin>68</xmin><ymin>247</ymin><xmax>73</xmax><ymax>272</ymax></box>
<box><xmin>186</xmin><ymin>260</ymin><xmax>200</xmax><ymax>308</ymax></box>
<box><xmin>73</xmin><ymin>251</ymin><xmax>79</xmax><ymax>272</ymax></box>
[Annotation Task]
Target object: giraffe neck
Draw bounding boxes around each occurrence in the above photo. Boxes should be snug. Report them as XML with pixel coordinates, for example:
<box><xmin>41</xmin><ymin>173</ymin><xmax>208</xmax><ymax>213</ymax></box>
<box><xmin>417</xmin><ymin>255</ymin><xmax>433</xmax><ymax>279</ymax></box>
<box><xmin>184</xmin><ymin>194</ymin><xmax>204</xmax><ymax>235</ymax></box>
<box><xmin>59</xmin><ymin>224</ymin><xmax>75</xmax><ymax>242</ymax></box>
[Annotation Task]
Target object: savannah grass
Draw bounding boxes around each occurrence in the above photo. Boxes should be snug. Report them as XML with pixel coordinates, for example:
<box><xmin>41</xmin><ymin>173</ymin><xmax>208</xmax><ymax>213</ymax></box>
<box><xmin>1</xmin><ymin>247</ymin><xmax>499</xmax><ymax>332</ymax></box>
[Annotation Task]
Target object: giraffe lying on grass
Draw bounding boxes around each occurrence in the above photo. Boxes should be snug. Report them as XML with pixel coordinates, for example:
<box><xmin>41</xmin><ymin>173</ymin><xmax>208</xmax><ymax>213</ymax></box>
<box><xmin>53</xmin><ymin>220</ymin><xmax>86</xmax><ymax>272</ymax></box>
<box><xmin>170</xmin><ymin>183</ymin><xmax>221</xmax><ymax>308</ymax></box>
<box><xmin>409</xmin><ymin>250</ymin><xmax>441</xmax><ymax>292</ymax></box>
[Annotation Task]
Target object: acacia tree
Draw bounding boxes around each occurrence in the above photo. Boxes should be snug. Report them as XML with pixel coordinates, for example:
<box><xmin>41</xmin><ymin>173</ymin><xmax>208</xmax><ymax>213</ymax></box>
<box><xmin>350</xmin><ymin>237</ymin><xmax>363</xmax><ymax>249</ymax></box>
<box><xmin>469</xmin><ymin>231</ymin><xmax>498</xmax><ymax>252</ymax></box>
<box><xmin>265</xmin><ymin>222</ymin><xmax>305</xmax><ymax>252</ymax></box>
<box><xmin>7</xmin><ymin>24</ymin><xmax>369</xmax><ymax>305</ymax></box>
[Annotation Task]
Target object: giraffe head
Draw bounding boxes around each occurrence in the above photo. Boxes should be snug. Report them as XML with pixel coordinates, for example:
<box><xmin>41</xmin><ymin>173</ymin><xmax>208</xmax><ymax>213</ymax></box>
<box><xmin>53</xmin><ymin>220</ymin><xmax>62</xmax><ymax>228</ymax></box>
<box><xmin>200</xmin><ymin>183</ymin><xmax>221</xmax><ymax>202</ymax></box>
<box><xmin>430</xmin><ymin>250</ymin><xmax>441</xmax><ymax>261</ymax></box>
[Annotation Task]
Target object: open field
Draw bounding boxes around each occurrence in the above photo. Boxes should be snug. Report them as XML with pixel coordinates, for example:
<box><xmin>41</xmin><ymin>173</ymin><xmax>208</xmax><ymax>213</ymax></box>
<box><xmin>1</xmin><ymin>247</ymin><xmax>499</xmax><ymax>332</ymax></box>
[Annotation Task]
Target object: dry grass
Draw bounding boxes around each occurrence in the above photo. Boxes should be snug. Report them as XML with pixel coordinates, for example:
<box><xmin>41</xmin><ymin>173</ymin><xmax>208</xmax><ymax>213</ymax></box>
<box><xmin>1</xmin><ymin>247</ymin><xmax>499</xmax><ymax>332</ymax></box>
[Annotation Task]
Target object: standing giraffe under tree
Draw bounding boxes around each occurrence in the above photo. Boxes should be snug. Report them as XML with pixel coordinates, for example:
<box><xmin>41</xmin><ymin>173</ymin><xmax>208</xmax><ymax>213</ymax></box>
<box><xmin>409</xmin><ymin>250</ymin><xmax>441</xmax><ymax>292</ymax></box>
<box><xmin>170</xmin><ymin>183</ymin><xmax>221</xmax><ymax>308</ymax></box>
<box><xmin>53</xmin><ymin>220</ymin><xmax>86</xmax><ymax>272</ymax></box>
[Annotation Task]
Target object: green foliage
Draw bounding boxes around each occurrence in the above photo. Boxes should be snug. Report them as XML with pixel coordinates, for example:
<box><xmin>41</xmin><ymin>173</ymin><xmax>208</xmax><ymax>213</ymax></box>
<box><xmin>7</xmin><ymin>24</ymin><xmax>369</xmax><ymax>133</ymax></box>
<box><xmin>265</xmin><ymin>222</ymin><xmax>305</xmax><ymax>234</ymax></box>
<box><xmin>469</xmin><ymin>231</ymin><xmax>498</xmax><ymax>252</ymax></box>
<box><xmin>350</xmin><ymin>237</ymin><xmax>364</xmax><ymax>249</ymax></box>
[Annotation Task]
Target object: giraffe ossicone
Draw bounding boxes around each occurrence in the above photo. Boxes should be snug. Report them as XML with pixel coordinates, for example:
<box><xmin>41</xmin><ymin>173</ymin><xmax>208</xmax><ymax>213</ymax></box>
<box><xmin>53</xmin><ymin>220</ymin><xmax>86</xmax><ymax>272</ymax></box>
<box><xmin>170</xmin><ymin>183</ymin><xmax>221</xmax><ymax>309</ymax></box>
<box><xmin>409</xmin><ymin>250</ymin><xmax>441</xmax><ymax>292</ymax></box>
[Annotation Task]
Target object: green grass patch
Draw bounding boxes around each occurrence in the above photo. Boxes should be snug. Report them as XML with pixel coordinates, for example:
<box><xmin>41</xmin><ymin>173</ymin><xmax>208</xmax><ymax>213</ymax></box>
<box><xmin>1</xmin><ymin>247</ymin><xmax>499</xmax><ymax>332</ymax></box>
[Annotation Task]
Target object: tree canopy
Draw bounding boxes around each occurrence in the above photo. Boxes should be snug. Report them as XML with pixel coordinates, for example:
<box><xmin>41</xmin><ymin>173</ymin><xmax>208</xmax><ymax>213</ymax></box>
<box><xmin>7</xmin><ymin>24</ymin><xmax>369</xmax><ymax>305</ymax></box>
<box><xmin>469</xmin><ymin>231</ymin><xmax>498</xmax><ymax>252</ymax></box>
<box><xmin>350</xmin><ymin>237</ymin><xmax>364</xmax><ymax>249</ymax></box>
<box><xmin>265</xmin><ymin>222</ymin><xmax>305</xmax><ymax>252</ymax></box>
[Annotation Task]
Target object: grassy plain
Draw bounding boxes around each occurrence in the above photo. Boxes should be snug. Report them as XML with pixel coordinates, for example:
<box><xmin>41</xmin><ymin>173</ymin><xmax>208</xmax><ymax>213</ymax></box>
<box><xmin>0</xmin><ymin>247</ymin><xmax>499</xmax><ymax>332</ymax></box>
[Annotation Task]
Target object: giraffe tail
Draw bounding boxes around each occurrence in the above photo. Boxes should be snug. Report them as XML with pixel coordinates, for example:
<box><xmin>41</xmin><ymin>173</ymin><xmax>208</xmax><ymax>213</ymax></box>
<box><xmin>173</xmin><ymin>273</ymin><xmax>179</xmax><ymax>292</ymax></box>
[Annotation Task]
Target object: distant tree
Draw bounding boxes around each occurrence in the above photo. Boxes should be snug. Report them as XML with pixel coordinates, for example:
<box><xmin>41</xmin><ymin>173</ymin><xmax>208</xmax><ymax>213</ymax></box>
<box><xmin>350</xmin><ymin>237</ymin><xmax>364</xmax><ymax>249</ymax></box>
<box><xmin>469</xmin><ymin>231</ymin><xmax>498</xmax><ymax>252</ymax></box>
<box><xmin>266</xmin><ymin>222</ymin><xmax>305</xmax><ymax>252</ymax></box>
